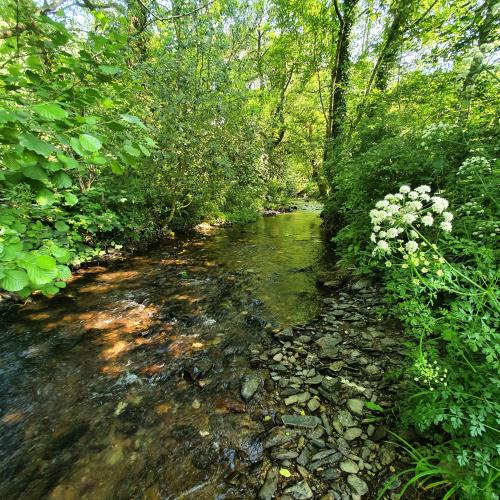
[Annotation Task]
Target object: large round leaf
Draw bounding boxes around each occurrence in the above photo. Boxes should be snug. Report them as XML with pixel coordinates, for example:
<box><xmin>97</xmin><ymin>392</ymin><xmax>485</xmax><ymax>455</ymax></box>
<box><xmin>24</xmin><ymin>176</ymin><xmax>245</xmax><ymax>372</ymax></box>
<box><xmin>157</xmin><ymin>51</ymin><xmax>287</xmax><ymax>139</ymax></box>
<box><xmin>64</xmin><ymin>192</ymin><xmax>78</xmax><ymax>205</ymax></box>
<box><xmin>26</xmin><ymin>264</ymin><xmax>58</xmax><ymax>286</ymax></box>
<box><xmin>35</xmin><ymin>254</ymin><xmax>57</xmax><ymax>270</ymax></box>
<box><xmin>33</xmin><ymin>102</ymin><xmax>68</xmax><ymax>120</ymax></box>
<box><xmin>19</xmin><ymin>133</ymin><xmax>55</xmax><ymax>157</ymax></box>
<box><xmin>36</xmin><ymin>188</ymin><xmax>55</xmax><ymax>206</ymax></box>
<box><xmin>22</xmin><ymin>165</ymin><xmax>49</xmax><ymax>181</ymax></box>
<box><xmin>53</xmin><ymin>171</ymin><xmax>72</xmax><ymax>188</ymax></box>
<box><xmin>79</xmin><ymin>134</ymin><xmax>102</xmax><ymax>152</ymax></box>
<box><xmin>124</xmin><ymin>143</ymin><xmax>140</xmax><ymax>157</ymax></box>
<box><xmin>1</xmin><ymin>269</ymin><xmax>29</xmax><ymax>292</ymax></box>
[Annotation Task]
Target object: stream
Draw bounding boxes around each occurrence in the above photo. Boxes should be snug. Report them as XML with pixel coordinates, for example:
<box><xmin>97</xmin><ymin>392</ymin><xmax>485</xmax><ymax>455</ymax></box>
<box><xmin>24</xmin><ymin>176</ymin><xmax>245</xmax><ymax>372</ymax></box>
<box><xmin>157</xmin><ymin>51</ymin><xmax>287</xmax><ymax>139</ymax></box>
<box><xmin>0</xmin><ymin>201</ymin><xmax>336</xmax><ymax>499</ymax></box>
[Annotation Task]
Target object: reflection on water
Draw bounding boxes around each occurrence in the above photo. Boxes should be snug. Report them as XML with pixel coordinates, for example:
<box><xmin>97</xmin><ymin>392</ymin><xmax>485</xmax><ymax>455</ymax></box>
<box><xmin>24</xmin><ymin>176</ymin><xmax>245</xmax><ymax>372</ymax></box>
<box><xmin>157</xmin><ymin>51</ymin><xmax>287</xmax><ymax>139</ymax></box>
<box><xmin>0</xmin><ymin>203</ymin><xmax>332</xmax><ymax>499</ymax></box>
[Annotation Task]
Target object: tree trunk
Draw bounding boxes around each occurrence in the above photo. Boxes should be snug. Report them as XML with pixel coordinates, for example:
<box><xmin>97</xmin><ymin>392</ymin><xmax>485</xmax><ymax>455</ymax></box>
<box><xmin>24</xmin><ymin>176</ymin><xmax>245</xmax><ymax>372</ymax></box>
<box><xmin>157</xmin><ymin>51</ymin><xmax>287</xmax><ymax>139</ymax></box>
<box><xmin>323</xmin><ymin>0</ymin><xmax>358</xmax><ymax>183</ymax></box>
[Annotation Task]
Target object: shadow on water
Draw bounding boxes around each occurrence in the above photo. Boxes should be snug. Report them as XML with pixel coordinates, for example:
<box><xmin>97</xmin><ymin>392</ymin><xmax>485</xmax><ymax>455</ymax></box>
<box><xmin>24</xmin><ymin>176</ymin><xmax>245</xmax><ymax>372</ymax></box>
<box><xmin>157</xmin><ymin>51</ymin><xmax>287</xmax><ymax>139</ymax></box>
<box><xmin>0</xmin><ymin>202</ymin><xmax>335</xmax><ymax>499</ymax></box>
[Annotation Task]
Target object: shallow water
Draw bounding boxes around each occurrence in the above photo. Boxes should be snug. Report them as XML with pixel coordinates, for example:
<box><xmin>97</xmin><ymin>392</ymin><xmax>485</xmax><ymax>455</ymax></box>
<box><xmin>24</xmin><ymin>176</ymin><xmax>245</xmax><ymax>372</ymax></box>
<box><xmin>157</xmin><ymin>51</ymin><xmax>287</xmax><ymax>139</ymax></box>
<box><xmin>0</xmin><ymin>202</ymin><xmax>333</xmax><ymax>499</ymax></box>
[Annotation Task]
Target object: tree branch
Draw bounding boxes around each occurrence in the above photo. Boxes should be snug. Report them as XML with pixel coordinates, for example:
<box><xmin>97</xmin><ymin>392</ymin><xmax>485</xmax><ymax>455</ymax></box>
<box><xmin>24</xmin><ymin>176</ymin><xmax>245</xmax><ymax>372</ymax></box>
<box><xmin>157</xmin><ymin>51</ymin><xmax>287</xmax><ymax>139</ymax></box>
<box><xmin>136</xmin><ymin>0</ymin><xmax>215</xmax><ymax>24</ymax></box>
<box><xmin>0</xmin><ymin>0</ymin><xmax>67</xmax><ymax>39</ymax></box>
<box><xmin>333</xmin><ymin>0</ymin><xmax>344</xmax><ymax>24</ymax></box>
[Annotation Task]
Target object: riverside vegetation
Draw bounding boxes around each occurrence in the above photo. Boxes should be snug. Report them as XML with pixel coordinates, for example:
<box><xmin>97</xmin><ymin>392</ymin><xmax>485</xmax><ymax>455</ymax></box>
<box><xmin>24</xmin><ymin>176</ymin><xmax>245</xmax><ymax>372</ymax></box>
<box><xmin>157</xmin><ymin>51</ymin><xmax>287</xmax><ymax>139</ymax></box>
<box><xmin>0</xmin><ymin>0</ymin><xmax>499</xmax><ymax>498</ymax></box>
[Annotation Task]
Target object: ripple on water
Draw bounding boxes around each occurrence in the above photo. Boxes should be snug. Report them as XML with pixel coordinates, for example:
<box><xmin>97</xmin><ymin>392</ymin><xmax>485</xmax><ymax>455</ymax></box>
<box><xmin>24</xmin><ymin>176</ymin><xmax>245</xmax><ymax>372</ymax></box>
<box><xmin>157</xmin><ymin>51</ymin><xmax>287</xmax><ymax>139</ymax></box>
<box><xmin>0</xmin><ymin>205</ymin><xmax>334</xmax><ymax>498</ymax></box>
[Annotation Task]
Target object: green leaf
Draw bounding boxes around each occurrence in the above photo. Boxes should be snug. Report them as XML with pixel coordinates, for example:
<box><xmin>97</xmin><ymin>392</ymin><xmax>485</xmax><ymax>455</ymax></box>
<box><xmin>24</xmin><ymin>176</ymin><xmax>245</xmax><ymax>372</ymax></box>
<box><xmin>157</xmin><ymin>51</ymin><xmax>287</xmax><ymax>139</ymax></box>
<box><xmin>35</xmin><ymin>254</ymin><xmax>57</xmax><ymax>270</ymax></box>
<box><xmin>279</xmin><ymin>468</ymin><xmax>292</xmax><ymax>478</ymax></box>
<box><xmin>110</xmin><ymin>162</ymin><xmax>124</xmax><ymax>175</ymax></box>
<box><xmin>120</xmin><ymin>113</ymin><xmax>146</xmax><ymax>129</ymax></box>
<box><xmin>2</xmin><ymin>242</ymin><xmax>22</xmax><ymax>261</ymax></box>
<box><xmin>12</xmin><ymin>222</ymin><xmax>27</xmax><ymax>233</ymax></box>
<box><xmin>1</xmin><ymin>269</ymin><xmax>29</xmax><ymax>292</ymax></box>
<box><xmin>70</xmin><ymin>137</ymin><xmax>85</xmax><ymax>156</ymax></box>
<box><xmin>26</xmin><ymin>263</ymin><xmax>58</xmax><ymax>286</ymax></box>
<box><xmin>365</xmin><ymin>401</ymin><xmax>384</xmax><ymax>412</ymax></box>
<box><xmin>36</xmin><ymin>188</ymin><xmax>55</xmax><ymax>206</ymax></box>
<box><xmin>50</xmin><ymin>245</ymin><xmax>71</xmax><ymax>263</ymax></box>
<box><xmin>139</xmin><ymin>144</ymin><xmax>150</xmax><ymax>157</ymax></box>
<box><xmin>64</xmin><ymin>192</ymin><xmax>78</xmax><ymax>205</ymax></box>
<box><xmin>79</xmin><ymin>133</ymin><xmax>102</xmax><ymax>152</ymax></box>
<box><xmin>99</xmin><ymin>65</ymin><xmax>121</xmax><ymax>75</ymax></box>
<box><xmin>57</xmin><ymin>265</ymin><xmax>72</xmax><ymax>279</ymax></box>
<box><xmin>57</xmin><ymin>153</ymin><xmax>79</xmax><ymax>169</ymax></box>
<box><xmin>33</xmin><ymin>102</ymin><xmax>68</xmax><ymax>120</ymax></box>
<box><xmin>54</xmin><ymin>221</ymin><xmax>69</xmax><ymax>232</ymax></box>
<box><xmin>22</xmin><ymin>165</ymin><xmax>49</xmax><ymax>182</ymax></box>
<box><xmin>124</xmin><ymin>143</ymin><xmax>140</xmax><ymax>157</ymax></box>
<box><xmin>41</xmin><ymin>284</ymin><xmax>60</xmax><ymax>296</ymax></box>
<box><xmin>20</xmin><ymin>133</ymin><xmax>55</xmax><ymax>157</ymax></box>
<box><xmin>0</xmin><ymin>109</ymin><xmax>20</xmax><ymax>123</ymax></box>
<box><xmin>53</xmin><ymin>171</ymin><xmax>72</xmax><ymax>188</ymax></box>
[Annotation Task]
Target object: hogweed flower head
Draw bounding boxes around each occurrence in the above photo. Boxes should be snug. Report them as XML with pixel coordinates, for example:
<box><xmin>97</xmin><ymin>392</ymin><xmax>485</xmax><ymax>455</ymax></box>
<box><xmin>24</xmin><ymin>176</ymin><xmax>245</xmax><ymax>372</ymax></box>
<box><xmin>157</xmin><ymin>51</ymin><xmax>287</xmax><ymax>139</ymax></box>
<box><xmin>370</xmin><ymin>186</ymin><xmax>453</xmax><ymax>268</ymax></box>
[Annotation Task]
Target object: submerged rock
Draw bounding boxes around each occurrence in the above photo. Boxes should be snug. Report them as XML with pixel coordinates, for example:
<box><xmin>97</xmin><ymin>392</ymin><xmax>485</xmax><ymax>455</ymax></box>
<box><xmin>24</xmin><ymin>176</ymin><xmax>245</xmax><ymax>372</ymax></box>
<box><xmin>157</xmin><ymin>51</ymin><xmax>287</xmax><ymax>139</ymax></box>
<box><xmin>263</xmin><ymin>427</ymin><xmax>298</xmax><ymax>449</ymax></box>
<box><xmin>258</xmin><ymin>467</ymin><xmax>279</xmax><ymax>500</ymax></box>
<box><xmin>241</xmin><ymin>373</ymin><xmax>262</xmax><ymax>401</ymax></box>
<box><xmin>185</xmin><ymin>357</ymin><xmax>214</xmax><ymax>381</ymax></box>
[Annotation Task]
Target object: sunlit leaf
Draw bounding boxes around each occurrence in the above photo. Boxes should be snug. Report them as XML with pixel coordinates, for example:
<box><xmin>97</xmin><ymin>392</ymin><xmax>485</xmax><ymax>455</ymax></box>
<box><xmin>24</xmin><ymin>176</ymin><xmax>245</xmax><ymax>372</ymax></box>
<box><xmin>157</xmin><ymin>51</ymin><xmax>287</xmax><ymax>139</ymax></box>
<box><xmin>79</xmin><ymin>133</ymin><xmax>102</xmax><ymax>152</ymax></box>
<box><xmin>1</xmin><ymin>269</ymin><xmax>29</xmax><ymax>292</ymax></box>
<box><xmin>19</xmin><ymin>133</ymin><xmax>54</xmax><ymax>157</ymax></box>
<box><xmin>33</xmin><ymin>102</ymin><xmax>68</xmax><ymax>120</ymax></box>
<box><xmin>36</xmin><ymin>188</ymin><xmax>55</xmax><ymax>206</ymax></box>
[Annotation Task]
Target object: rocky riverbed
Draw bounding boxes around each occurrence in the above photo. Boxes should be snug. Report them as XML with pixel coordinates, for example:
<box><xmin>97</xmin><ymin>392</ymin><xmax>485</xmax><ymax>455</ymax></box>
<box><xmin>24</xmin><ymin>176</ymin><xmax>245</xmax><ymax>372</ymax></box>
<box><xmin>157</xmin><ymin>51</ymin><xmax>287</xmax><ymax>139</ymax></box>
<box><xmin>223</xmin><ymin>277</ymin><xmax>410</xmax><ymax>499</ymax></box>
<box><xmin>0</xmin><ymin>207</ymin><xmax>413</xmax><ymax>499</ymax></box>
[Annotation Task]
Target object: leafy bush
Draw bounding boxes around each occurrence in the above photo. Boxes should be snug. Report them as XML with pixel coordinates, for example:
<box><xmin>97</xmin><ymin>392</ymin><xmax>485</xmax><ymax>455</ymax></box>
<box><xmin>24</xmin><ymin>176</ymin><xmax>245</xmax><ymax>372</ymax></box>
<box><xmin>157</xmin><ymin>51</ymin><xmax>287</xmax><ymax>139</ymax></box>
<box><xmin>0</xmin><ymin>9</ymin><xmax>153</xmax><ymax>297</ymax></box>
<box><xmin>369</xmin><ymin>185</ymin><xmax>499</xmax><ymax>498</ymax></box>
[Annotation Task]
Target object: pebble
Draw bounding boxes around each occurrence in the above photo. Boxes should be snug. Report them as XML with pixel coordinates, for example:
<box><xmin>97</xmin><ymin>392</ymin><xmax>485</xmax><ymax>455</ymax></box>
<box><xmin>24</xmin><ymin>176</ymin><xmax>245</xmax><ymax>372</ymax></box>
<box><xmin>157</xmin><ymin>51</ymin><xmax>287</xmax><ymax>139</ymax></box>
<box><xmin>281</xmin><ymin>415</ymin><xmax>320</xmax><ymax>429</ymax></box>
<box><xmin>340</xmin><ymin>459</ymin><xmax>359</xmax><ymax>473</ymax></box>
<box><xmin>241</xmin><ymin>373</ymin><xmax>262</xmax><ymax>401</ymax></box>
<box><xmin>347</xmin><ymin>474</ymin><xmax>369</xmax><ymax>496</ymax></box>
<box><xmin>344</xmin><ymin>427</ymin><xmax>363</xmax><ymax>441</ymax></box>
<box><xmin>307</xmin><ymin>398</ymin><xmax>321</xmax><ymax>412</ymax></box>
<box><xmin>347</xmin><ymin>399</ymin><xmax>364</xmax><ymax>416</ymax></box>
<box><xmin>284</xmin><ymin>480</ymin><xmax>313</xmax><ymax>499</ymax></box>
<box><xmin>258</xmin><ymin>467</ymin><xmax>279</xmax><ymax>500</ymax></box>
<box><xmin>339</xmin><ymin>409</ymin><xmax>357</xmax><ymax>428</ymax></box>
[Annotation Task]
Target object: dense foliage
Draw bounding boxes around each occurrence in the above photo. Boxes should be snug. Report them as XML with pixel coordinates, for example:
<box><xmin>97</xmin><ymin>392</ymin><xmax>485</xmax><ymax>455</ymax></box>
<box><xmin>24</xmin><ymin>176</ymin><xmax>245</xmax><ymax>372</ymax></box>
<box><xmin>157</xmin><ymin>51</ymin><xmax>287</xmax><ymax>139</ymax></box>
<box><xmin>0</xmin><ymin>0</ymin><xmax>499</xmax><ymax>496</ymax></box>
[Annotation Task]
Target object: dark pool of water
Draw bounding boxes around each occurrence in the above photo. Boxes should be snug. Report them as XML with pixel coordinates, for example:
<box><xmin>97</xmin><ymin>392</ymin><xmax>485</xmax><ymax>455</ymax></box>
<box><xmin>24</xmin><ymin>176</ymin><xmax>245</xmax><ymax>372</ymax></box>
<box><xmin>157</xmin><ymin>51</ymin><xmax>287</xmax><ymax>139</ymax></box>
<box><xmin>0</xmin><ymin>202</ymin><xmax>333</xmax><ymax>499</ymax></box>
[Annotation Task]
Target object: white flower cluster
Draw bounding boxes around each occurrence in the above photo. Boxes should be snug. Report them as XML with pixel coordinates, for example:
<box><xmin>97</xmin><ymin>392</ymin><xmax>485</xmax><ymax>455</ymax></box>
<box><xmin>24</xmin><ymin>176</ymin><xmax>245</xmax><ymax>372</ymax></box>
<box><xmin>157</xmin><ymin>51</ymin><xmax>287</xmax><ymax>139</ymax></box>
<box><xmin>370</xmin><ymin>185</ymin><xmax>453</xmax><ymax>258</ymax></box>
<box><xmin>413</xmin><ymin>355</ymin><xmax>448</xmax><ymax>390</ymax></box>
<box><xmin>457</xmin><ymin>156</ymin><xmax>492</xmax><ymax>183</ymax></box>
<box><xmin>420</xmin><ymin>122</ymin><xmax>454</xmax><ymax>148</ymax></box>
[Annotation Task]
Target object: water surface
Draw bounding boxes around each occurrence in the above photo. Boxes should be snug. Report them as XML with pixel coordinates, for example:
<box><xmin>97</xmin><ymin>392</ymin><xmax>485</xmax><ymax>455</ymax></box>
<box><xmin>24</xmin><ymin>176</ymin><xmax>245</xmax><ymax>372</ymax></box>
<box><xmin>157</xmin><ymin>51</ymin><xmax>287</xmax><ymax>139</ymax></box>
<box><xmin>0</xmin><ymin>202</ymin><xmax>333</xmax><ymax>499</ymax></box>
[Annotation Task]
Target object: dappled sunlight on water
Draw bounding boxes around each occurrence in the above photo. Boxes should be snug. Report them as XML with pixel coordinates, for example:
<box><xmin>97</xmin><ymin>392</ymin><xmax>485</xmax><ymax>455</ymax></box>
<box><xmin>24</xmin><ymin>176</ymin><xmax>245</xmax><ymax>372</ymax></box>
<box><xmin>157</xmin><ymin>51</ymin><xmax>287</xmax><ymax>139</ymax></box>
<box><xmin>0</xmin><ymin>203</ymin><xmax>334</xmax><ymax>498</ymax></box>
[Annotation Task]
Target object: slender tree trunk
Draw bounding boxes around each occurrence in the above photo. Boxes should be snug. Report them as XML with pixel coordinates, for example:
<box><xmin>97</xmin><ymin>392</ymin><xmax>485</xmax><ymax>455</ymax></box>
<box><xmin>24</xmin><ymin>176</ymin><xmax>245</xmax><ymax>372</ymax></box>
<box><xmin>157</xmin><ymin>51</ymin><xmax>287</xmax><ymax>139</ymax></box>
<box><xmin>323</xmin><ymin>0</ymin><xmax>358</xmax><ymax>184</ymax></box>
<box><xmin>460</xmin><ymin>0</ymin><xmax>495</xmax><ymax>121</ymax></box>
<box><xmin>350</xmin><ymin>0</ymin><xmax>414</xmax><ymax>132</ymax></box>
